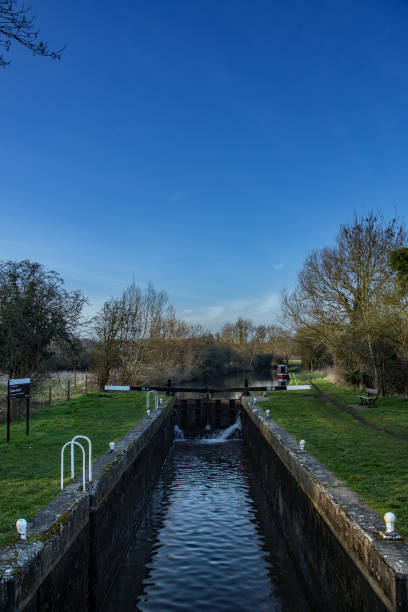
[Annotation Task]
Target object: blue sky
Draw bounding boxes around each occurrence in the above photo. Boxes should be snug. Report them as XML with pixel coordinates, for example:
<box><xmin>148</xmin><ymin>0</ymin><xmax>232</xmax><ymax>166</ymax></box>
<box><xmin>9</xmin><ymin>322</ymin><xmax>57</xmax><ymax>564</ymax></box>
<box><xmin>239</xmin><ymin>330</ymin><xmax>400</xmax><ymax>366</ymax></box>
<box><xmin>1</xmin><ymin>0</ymin><xmax>407</xmax><ymax>330</ymax></box>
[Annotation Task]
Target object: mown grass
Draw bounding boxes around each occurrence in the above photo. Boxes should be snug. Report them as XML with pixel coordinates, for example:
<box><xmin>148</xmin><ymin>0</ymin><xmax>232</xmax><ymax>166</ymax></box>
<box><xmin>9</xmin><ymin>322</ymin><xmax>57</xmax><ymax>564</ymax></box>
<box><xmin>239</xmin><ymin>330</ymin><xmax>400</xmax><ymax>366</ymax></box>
<box><xmin>310</xmin><ymin>381</ymin><xmax>408</xmax><ymax>437</ymax></box>
<box><xmin>261</xmin><ymin>380</ymin><xmax>408</xmax><ymax>537</ymax></box>
<box><xmin>0</xmin><ymin>391</ymin><xmax>157</xmax><ymax>547</ymax></box>
<box><xmin>287</xmin><ymin>363</ymin><xmax>318</xmax><ymax>385</ymax></box>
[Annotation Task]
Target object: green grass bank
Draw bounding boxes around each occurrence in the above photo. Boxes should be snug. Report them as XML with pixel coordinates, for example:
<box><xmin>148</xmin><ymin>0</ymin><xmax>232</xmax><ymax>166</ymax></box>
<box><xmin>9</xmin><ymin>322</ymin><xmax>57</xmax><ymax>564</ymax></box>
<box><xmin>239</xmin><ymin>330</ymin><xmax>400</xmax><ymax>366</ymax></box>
<box><xmin>0</xmin><ymin>391</ymin><xmax>157</xmax><ymax>546</ymax></box>
<box><xmin>261</xmin><ymin>368</ymin><xmax>408</xmax><ymax>537</ymax></box>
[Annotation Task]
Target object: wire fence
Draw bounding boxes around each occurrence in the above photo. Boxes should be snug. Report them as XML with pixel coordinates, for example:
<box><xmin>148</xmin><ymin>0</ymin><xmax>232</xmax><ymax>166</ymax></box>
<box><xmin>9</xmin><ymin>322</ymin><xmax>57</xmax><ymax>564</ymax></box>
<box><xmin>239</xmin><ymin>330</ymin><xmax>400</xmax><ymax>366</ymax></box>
<box><xmin>0</xmin><ymin>371</ymin><xmax>99</xmax><ymax>424</ymax></box>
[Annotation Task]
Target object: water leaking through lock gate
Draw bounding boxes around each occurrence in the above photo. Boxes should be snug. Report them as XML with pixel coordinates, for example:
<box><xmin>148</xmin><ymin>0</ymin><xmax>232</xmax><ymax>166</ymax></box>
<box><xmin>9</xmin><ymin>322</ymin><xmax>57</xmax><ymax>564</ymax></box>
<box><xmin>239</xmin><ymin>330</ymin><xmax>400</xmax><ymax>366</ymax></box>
<box><xmin>103</xmin><ymin>405</ymin><xmax>315</xmax><ymax>612</ymax></box>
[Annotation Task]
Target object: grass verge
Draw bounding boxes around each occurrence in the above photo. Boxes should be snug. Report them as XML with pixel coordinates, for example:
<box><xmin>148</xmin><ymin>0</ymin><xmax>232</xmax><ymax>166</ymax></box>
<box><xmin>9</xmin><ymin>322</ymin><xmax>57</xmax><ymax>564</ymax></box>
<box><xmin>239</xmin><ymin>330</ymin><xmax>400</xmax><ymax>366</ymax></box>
<box><xmin>0</xmin><ymin>391</ymin><xmax>157</xmax><ymax>547</ymax></box>
<box><xmin>261</xmin><ymin>378</ymin><xmax>408</xmax><ymax>537</ymax></box>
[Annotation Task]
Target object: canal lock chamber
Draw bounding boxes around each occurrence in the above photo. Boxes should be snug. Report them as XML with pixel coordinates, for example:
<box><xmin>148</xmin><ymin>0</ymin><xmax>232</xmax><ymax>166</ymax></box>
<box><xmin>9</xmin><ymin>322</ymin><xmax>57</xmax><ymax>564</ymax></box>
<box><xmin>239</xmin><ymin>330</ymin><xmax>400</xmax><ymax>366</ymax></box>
<box><xmin>2</xmin><ymin>396</ymin><xmax>407</xmax><ymax>611</ymax></box>
<box><xmin>102</xmin><ymin>397</ymin><xmax>397</xmax><ymax>611</ymax></box>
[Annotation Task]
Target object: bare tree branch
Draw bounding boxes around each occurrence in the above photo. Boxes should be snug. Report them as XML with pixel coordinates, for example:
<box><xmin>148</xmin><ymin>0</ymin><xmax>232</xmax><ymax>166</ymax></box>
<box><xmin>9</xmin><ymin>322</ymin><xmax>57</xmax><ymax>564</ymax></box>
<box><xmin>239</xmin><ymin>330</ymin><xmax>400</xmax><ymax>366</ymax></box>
<box><xmin>0</xmin><ymin>0</ymin><xmax>64</xmax><ymax>67</ymax></box>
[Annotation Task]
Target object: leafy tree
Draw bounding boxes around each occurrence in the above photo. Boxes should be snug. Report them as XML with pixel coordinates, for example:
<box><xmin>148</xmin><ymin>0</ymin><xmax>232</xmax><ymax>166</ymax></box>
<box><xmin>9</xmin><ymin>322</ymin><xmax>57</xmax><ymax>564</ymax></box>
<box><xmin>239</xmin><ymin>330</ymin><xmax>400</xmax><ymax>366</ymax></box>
<box><xmin>390</xmin><ymin>247</ymin><xmax>408</xmax><ymax>289</ymax></box>
<box><xmin>0</xmin><ymin>0</ymin><xmax>64</xmax><ymax>67</ymax></box>
<box><xmin>0</xmin><ymin>260</ymin><xmax>86</xmax><ymax>380</ymax></box>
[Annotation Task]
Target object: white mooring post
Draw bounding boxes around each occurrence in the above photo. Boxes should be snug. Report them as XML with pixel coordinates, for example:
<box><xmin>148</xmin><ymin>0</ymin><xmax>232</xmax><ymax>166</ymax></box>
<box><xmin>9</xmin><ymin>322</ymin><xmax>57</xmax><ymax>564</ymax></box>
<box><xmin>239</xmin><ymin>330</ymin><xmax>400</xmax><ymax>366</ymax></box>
<box><xmin>16</xmin><ymin>518</ymin><xmax>27</xmax><ymax>541</ymax></box>
<box><xmin>299</xmin><ymin>439</ymin><xmax>305</xmax><ymax>452</ymax></box>
<box><xmin>384</xmin><ymin>512</ymin><xmax>396</xmax><ymax>536</ymax></box>
<box><xmin>61</xmin><ymin>441</ymin><xmax>86</xmax><ymax>491</ymax></box>
<box><xmin>71</xmin><ymin>435</ymin><xmax>93</xmax><ymax>482</ymax></box>
<box><xmin>379</xmin><ymin>511</ymin><xmax>402</xmax><ymax>540</ymax></box>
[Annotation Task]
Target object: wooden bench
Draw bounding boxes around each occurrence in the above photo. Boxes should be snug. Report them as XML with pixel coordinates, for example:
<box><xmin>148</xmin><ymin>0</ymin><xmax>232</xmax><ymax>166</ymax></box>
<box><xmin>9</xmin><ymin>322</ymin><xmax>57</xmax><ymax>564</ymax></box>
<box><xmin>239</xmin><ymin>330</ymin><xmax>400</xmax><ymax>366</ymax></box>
<box><xmin>357</xmin><ymin>388</ymin><xmax>379</xmax><ymax>407</ymax></box>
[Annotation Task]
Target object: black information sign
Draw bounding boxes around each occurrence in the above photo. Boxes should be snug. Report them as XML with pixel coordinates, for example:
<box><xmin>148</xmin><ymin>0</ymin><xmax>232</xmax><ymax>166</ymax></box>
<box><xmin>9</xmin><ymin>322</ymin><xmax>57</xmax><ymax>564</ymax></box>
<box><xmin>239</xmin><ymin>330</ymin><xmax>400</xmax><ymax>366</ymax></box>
<box><xmin>7</xmin><ymin>378</ymin><xmax>31</xmax><ymax>442</ymax></box>
<box><xmin>9</xmin><ymin>379</ymin><xmax>30</xmax><ymax>399</ymax></box>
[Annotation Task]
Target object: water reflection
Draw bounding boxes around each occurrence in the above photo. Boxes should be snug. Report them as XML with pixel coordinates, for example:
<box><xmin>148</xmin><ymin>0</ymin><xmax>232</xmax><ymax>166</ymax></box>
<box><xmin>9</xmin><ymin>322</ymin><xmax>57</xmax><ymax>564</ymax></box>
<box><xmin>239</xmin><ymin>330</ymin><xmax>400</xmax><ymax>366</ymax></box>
<box><xmin>193</xmin><ymin>371</ymin><xmax>274</xmax><ymax>390</ymax></box>
<box><xmin>104</xmin><ymin>441</ymin><xmax>312</xmax><ymax>611</ymax></box>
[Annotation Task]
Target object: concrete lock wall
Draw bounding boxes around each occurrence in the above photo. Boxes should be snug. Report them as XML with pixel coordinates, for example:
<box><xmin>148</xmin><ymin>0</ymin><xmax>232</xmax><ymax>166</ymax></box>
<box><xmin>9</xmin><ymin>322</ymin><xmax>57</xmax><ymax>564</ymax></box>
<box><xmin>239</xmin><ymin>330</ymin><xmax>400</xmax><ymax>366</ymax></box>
<box><xmin>241</xmin><ymin>400</ymin><xmax>408</xmax><ymax>612</ymax></box>
<box><xmin>0</xmin><ymin>400</ymin><xmax>174</xmax><ymax>612</ymax></box>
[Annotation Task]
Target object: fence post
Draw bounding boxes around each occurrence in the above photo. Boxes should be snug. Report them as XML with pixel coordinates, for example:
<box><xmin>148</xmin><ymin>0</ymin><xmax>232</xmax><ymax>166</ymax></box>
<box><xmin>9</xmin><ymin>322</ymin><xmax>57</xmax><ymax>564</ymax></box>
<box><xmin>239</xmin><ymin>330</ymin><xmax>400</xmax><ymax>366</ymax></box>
<box><xmin>49</xmin><ymin>386</ymin><xmax>52</xmax><ymax>406</ymax></box>
<box><xmin>7</xmin><ymin>391</ymin><xmax>10</xmax><ymax>443</ymax></box>
<box><xmin>67</xmin><ymin>380</ymin><xmax>71</xmax><ymax>401</ymax></box>
<box><xmin>85</xmin><ymin>374</ymin><xmax>88</xmax><ymax>392</ymax></box>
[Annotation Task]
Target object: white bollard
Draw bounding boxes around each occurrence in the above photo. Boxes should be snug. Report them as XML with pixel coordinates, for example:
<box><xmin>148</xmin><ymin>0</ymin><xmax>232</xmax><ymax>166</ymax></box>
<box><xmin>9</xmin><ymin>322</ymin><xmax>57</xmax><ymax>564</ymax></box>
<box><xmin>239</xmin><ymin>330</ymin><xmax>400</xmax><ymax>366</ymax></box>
<box><xmin>147</xmin><ymin>409</ymin><xmax>151</xmax><ymax>417</ymax></box>
<box><xmin>384</xmin><ymin>512</ymin><xmax>396</xmax><ymax>535</ymax></box>
<box><xmin>266</xmin><ymin>409</ymin><xmax>271</xmax><ymax>418</ymax></box>
<box><xmin>379</xmin><ymin>511</ymin><xmax>402</xmax><ymax>540</ymax></box>
<box><xmin>109</xmin><ymin>442</ymin><xmax>115</xmax><ymax>452</ymax></box>
<box><xmin>299</xmin><ymin>439</ymin><xmax>305</xmax><ymax>452</ymax></box>
<box><xmin>16</xmin><ymin>519</ymin><xmax>27</xmax><ymax>541</ymax></box>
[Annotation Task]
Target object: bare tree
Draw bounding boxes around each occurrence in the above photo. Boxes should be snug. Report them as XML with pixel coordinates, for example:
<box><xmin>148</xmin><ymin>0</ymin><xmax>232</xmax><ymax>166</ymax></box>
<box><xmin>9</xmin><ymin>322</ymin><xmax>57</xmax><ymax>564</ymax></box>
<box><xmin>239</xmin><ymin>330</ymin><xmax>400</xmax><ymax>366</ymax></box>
<box><xmin>0</xmin><ymin>0</ymin><xmax>64</xmax><ymax>67</ymax></box>
<box><xmin>282</xmin><ymin>213</ymin><xmax>407</xmax><ymax>391</ymax></box>
<box><xmin>117</xmin><ymin>283</ymin><xmax>170</xmax><ymax>384</ymax></box>
<box><xmin>93</xmin><ymin>299</ymin><xmax>123</xmax><ymax>390</ymax></box>
<box><xmin>94</xmin><ymin>282</ymin><xmax>175</xmax><ymax>387</ymax></box>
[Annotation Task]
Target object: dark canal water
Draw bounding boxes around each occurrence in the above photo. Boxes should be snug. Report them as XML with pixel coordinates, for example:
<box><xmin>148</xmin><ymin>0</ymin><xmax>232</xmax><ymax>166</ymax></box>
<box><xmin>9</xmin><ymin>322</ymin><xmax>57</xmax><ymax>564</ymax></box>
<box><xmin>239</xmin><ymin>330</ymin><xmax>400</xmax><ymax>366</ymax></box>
<box><xmin>104</xmin><ymin>437</ymin><xmax>313</xmax><ymax>611</ymax></box>
<box><xmin>194</xmin><ymin>370</ymin><xmax>275</xmax><ymax>391</ymax></box>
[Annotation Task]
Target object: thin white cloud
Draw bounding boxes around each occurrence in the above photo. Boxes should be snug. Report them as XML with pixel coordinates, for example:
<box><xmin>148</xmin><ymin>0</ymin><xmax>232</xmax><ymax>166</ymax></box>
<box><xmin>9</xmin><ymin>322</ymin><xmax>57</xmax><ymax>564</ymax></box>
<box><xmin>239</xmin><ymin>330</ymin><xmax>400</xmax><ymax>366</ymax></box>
<box><xmin>168</xmin><ymin>192</ymin><xmax>186</xmax><ymax>203</ymax></box>
<box><xmin>253</xmin><ymin>294</ymin><xmax>280</xmax><ymax>315</ymax></box>
<box><xmin>179</xmin><ymin>293</ymin><xmax>281</xmax><ymax>331</ymax></box>
<box><xmin>273</xmin><ymin>263</ymin><xmax>285</xmax><ymax>270</ymax></box>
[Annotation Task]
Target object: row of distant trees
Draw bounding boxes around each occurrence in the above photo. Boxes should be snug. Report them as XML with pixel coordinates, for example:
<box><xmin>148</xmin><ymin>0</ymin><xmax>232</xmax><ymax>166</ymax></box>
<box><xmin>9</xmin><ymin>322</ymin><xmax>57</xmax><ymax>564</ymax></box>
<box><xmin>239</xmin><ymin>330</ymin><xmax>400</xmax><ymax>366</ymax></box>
<box><xmin>92</xmin><ymin>284</ymin><xmax>292</xmax><ymax>389</ymax></box>
<box><xmin>282</xmin><ymin>214</ymin><xmax>408</xmax><ymax>395</ymax></box>
<box><xmin>0</xmin><ymin>260</ymin><xmax>291</xmax><ymax>391</ymax></box>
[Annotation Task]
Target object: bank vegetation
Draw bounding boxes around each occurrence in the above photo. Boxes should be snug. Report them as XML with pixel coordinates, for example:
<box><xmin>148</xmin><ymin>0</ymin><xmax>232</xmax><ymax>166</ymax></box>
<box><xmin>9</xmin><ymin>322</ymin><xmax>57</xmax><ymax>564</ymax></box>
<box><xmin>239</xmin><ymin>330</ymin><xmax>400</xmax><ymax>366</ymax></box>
<box><xmin>283</xmin><ymin>214</ymin><xmax>408</xmax><ymax>395</ymax></box>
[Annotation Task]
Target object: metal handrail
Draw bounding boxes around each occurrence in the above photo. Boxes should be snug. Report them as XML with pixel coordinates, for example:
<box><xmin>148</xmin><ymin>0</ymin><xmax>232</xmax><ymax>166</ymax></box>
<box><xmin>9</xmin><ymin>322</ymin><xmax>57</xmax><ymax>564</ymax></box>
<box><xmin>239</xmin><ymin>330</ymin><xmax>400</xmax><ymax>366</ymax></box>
<box><xmin>71</xmin><ymin>435</ymin><xmax>92</xmax><ymax>482</ymax></box>
<box><xmin>61</xmin><ymin>441</ymin><xmax>86</xmax><ymax>491</ymax></box>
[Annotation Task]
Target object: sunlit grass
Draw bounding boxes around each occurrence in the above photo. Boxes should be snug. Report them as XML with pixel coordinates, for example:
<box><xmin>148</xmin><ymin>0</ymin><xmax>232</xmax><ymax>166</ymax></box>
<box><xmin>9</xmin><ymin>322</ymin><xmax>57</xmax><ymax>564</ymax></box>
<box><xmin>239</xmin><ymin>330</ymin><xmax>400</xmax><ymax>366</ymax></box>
<box><xmin>0</xmin><ymin>391</ymin><xmax>155</xmax><ymax>546</ymax></box>
<box><xmin>261</xmin><ymin>380</ymin><xmax>408</xmax><ymax>537</ymax></box>
<box><xmin>313</xmin><ymin>381</ymin><xmax>408</xmax><ymax>437</ymax></box>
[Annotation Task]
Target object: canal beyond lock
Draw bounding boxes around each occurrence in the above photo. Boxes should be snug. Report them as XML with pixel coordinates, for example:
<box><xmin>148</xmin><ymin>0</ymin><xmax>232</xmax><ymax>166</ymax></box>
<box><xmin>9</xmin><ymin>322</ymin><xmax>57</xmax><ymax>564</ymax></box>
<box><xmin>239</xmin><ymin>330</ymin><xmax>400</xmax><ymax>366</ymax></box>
<box><xmin>103</xmin><ymin>434</ymin><xmax>314</xmax><ymax>611</ymax></box>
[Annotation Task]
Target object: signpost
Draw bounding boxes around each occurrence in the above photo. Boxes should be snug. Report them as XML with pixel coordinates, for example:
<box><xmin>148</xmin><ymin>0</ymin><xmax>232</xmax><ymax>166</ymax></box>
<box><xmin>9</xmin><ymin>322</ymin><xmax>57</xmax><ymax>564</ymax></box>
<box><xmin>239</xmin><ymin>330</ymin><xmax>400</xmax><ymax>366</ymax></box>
<box><xmin>7</xmin><ymin>378</ymin><xmax>31</xmax><ymax>442</ymax></box>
